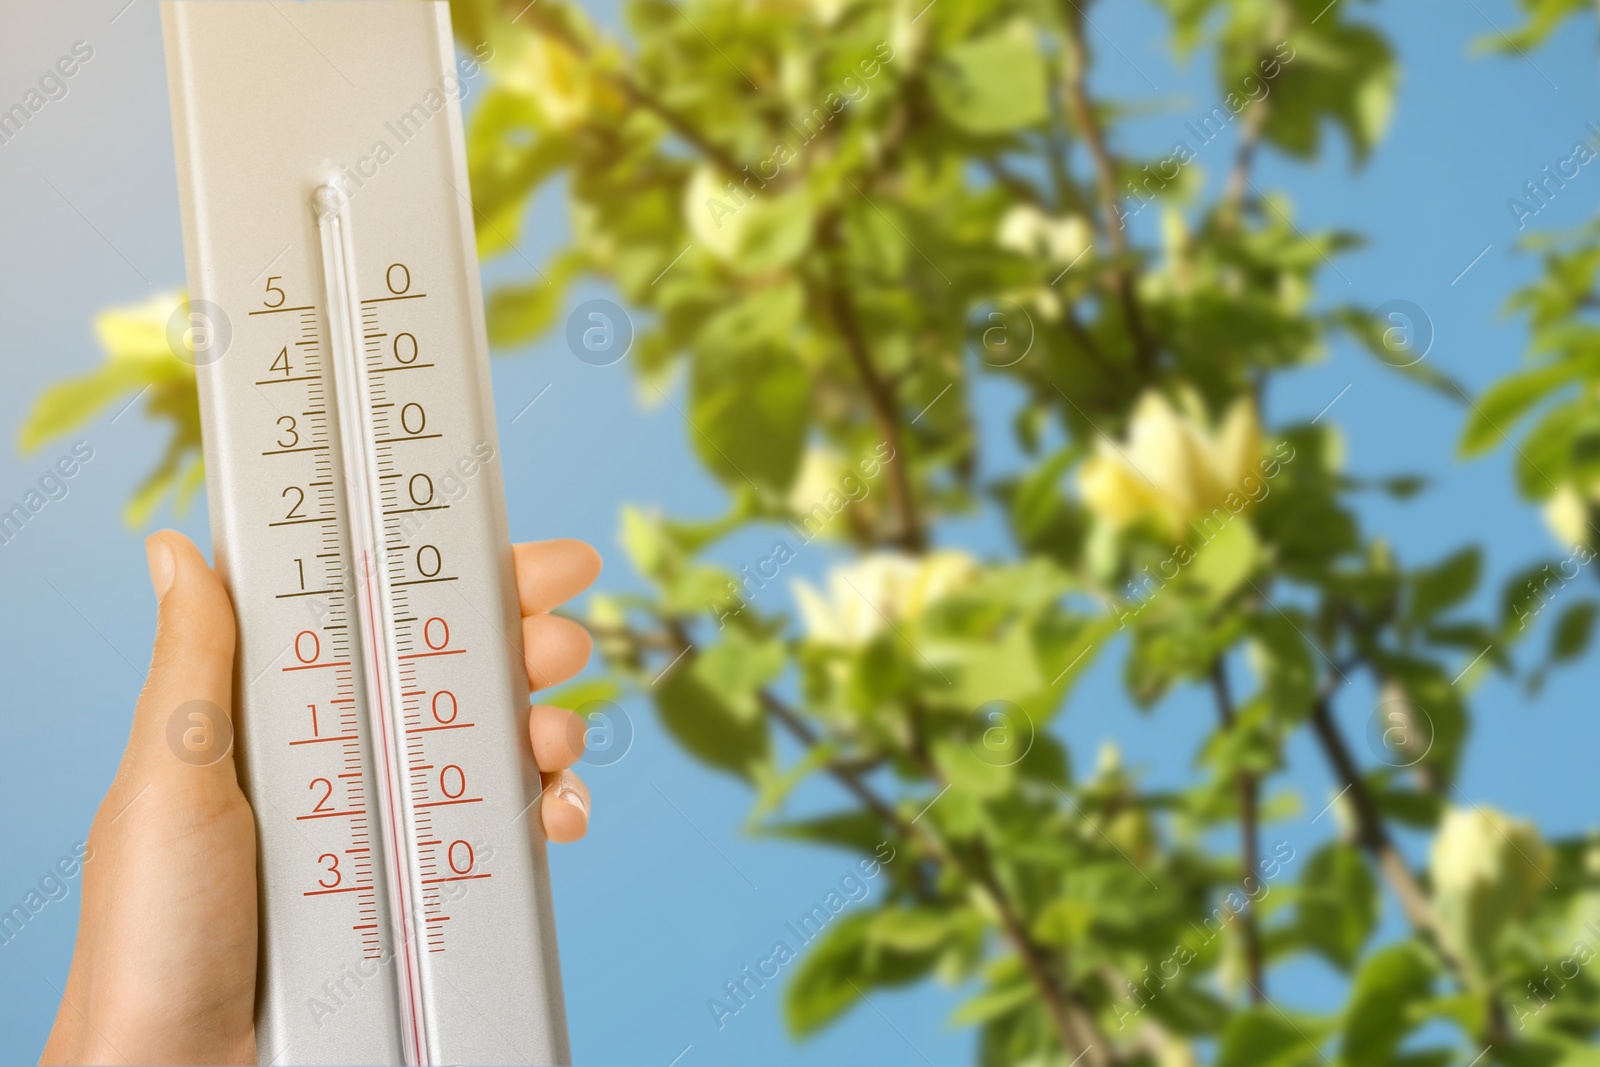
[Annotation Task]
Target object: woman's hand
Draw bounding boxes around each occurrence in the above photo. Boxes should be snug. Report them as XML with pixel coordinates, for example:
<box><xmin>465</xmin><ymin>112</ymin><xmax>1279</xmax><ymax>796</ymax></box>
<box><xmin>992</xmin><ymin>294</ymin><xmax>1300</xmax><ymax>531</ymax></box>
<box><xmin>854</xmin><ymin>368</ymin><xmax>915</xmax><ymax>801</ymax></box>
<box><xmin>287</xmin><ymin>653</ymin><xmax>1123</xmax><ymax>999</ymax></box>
<box><xmin>41</xmin><ymin>530</ymin><xmax>600</xmax><ymax>1065</ymax></box>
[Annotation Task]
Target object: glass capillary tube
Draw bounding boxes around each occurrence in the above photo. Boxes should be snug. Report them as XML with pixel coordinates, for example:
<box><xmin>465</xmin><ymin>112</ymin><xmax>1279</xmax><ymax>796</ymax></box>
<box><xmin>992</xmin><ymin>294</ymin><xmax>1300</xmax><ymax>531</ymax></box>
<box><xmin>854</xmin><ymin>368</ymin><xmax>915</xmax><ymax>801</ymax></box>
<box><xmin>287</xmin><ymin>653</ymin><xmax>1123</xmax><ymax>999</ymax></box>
<box><xmin>313</xmin><ymin>182</ymin><xmax>430</xmax><ymax>1066</ymax></box>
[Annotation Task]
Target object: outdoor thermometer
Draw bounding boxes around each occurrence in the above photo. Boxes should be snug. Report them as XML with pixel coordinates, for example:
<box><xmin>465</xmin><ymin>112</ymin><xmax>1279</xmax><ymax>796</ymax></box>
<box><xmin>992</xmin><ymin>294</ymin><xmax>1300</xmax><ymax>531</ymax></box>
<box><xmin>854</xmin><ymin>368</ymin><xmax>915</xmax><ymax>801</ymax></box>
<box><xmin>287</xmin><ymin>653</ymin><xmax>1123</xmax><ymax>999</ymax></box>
<box><xmin>161</xmin><ymin>2</ymin><xmax>568</xmax><ymax>1062</ymax></box>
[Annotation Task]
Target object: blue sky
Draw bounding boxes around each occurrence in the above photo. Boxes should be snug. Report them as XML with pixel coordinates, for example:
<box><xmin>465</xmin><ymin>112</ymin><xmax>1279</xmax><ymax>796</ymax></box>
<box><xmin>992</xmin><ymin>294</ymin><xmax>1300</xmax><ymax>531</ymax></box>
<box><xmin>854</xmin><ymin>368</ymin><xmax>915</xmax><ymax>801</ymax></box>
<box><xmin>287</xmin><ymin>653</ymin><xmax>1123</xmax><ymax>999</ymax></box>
<box><xmin>1</xmin><ymin>1</ymin><xmax>1597</xmax><ymax>1063</ymax></box>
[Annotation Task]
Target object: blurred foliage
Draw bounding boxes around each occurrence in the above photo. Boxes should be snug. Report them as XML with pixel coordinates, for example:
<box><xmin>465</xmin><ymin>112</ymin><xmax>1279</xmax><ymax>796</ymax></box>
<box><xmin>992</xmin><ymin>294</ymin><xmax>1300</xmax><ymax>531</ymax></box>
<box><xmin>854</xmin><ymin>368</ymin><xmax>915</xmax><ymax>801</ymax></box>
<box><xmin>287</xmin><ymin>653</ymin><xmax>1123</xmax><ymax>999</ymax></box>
<box><xmin>24</xmin><ymin>0</ymin><xmax>1600</xmax><ymax>1063</ymax></box>
<box><xmin>19</xmin><ymin>291</ymin><xmax>202</xmax><ymax>526</ymax></box>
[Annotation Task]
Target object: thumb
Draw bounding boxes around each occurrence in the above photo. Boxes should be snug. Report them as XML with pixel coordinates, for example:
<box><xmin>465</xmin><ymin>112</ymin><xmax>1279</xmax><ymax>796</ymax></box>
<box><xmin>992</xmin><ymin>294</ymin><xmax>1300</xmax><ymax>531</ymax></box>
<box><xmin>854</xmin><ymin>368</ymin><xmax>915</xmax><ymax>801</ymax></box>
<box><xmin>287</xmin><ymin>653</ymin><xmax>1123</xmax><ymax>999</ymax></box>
<box><xmin>127</xmin><ymin>530</ymin><xmax>238</xmax><ymax>777</ymax></box>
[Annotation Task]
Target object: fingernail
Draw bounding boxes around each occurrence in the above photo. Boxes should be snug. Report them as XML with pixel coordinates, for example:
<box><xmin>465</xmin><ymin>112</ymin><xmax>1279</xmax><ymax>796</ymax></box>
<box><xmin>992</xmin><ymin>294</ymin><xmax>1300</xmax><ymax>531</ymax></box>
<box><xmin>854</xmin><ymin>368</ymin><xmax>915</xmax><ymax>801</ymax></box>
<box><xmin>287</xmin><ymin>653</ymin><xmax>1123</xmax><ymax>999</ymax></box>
<box><xmin>145</xmin><ymin>534</ymin><xmax>176</xmax><ymax>600</ymax></box>
<box><xmin>556</xmin><ymin>783</ymin><xmax>588</xmax><ymax>817</ymax></box>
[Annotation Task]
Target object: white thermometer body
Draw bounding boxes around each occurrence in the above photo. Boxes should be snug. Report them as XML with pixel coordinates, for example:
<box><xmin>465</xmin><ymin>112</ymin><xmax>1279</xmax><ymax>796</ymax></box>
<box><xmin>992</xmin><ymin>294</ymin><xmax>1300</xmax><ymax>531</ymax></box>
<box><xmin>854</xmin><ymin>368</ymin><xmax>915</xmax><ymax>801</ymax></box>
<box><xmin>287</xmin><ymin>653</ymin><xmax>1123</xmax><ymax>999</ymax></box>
<box><xmin>162</xmin><ymin>3</ymin><xmax>568</xmax><ymax>1062</ymax></box>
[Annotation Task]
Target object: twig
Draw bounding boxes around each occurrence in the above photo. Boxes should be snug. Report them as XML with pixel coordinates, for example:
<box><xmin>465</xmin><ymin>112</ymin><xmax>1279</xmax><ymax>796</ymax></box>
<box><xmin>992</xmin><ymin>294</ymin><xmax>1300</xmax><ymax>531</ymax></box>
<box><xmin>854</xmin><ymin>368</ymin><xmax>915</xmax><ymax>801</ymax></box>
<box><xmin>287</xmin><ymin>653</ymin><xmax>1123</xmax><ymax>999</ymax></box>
<box><xmin>983</xmin><ymin>157</ymin><xmax>1048</xmax><ymax>207</ymax></box>
<box><xmin>1305</xmin><ymin>678</ymin><xmax>1512</xmax><ymax>1050</ymax></box>
<box><xmin>1058</xmin><ymin>2</ymin><xmax>1157</xmax><ymax>374</ymax></box>
<box><xmin>1223</xmin><ymin>103</ymin><xmax>1266</xmax><ymax>221</ymax></box>
<box><xmin>518</xmin><ymin>4</ymin><xmax>749</xmax><ymax>177</ymax></box>
<box><xmin>817</xmin><ymin>212</ymin><xmax>927</xmax><ymax>553</ymax></box>
<box><xmin>1061</xmin><ymin>307</ymin><xmax>1127</xmax><ymax>387</ymax></box>
<box><xmin>1222</xmin><ymin>4</ymin><xmax>1289</xmax><ymax>227</ymax></box>
<box><xmin>1306</xmin><ymin>686</ymin><xmax>1442</xmax><ymax>944</ymax></box>
<box><xmin>758</xmin><ymin>691</ymin><xmax>1110</xmax><ymax>1065</ymax></box>
<box><xmin>1209</xmin><ymin>658</ymin><xmax>1264</xmax><ymax>1004</ymax></box>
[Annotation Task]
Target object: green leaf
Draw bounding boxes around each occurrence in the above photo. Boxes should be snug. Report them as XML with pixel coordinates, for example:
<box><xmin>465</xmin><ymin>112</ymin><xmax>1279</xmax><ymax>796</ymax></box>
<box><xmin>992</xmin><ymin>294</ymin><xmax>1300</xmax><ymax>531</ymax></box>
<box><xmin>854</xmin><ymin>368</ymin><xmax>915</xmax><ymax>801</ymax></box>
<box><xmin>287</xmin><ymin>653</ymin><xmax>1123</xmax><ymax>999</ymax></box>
<box><xmin>870</xmin><ymin>908</ymin><xmax>953</xmax><ymax>953</ymax></box>
<box><xmin>751</xmin><ymin>741</ymin><xmax>843</xmax><ymax>822</ymax></box>
<box><xmin>784</xmin><ymin>909</ymin><xmax>942</xmax><ymax>1037</ymax></box>
<box><xmin>998</xmin><ymin>446</ymin><xmax>1085</xmax><ymax>567</ymax></box>
<box><xmin>1261</xmin><ymin>20</ymin><xmax>1397</xmax><ymax>165</ymax></box>
<box><xmin>1144</xmin><ymin>983</ymin><xmax>1233</xmax><ymax>1037</ymax></box>
<box><xmin>620</xmin><ymin>506</ymin><xmax>673</xmax><ymax>580</ymax></box>
<box><xmin>1501</xmin><ymin>558</ymin><xmax>1566</xmax><ymax>633</ymax></box>
<box><xmin>1380</xmin><ymin>659</ymin><xmax>1469</xmax><ymax>786</ymax></box>
<box><xmin>1408</xmin><ymin>548</ymin><xmax>1480</xmax><ymax>623</ymax></box>
<box><xmin>1474</xmin><ymin>0</ymin><xmax>1590</xmax><ymax>52</ymax></box>
<box><xmin>949</xmin><ymin>979</ymin><xmax>1035</xmax><ymax>1027</ymax></box>
<box><xmin>1248</xmin><ymin>612</ymin><xmax>1316</xmax><ymax>724</ymax></box>
<box><xmin>536</xmin><ymin>677</ymin><xmax>621</xmax><ymax>712</ymax></box>
<box><xmin>694</xmin><ymin>630</ymin><xmax>787</xmax><ymax>719</ymax></box>
<box><xmin>1551</xmin><ymin>600</ymin><xmax>1599</xmax><ymax>663</ymax></box>
<box><xmin>1216</xmin><ymin>1006</ymin><xmax>1329</xmax><ymax>1067</ymax></box>
<box><xmin>466</xmin><ymin>89</ymin><xmax>572</xmax><ymax>256</ymax></box>
<box><xmin>1298</xmin><ymin>844</ymin><xmax>1378</xmax><ymax>970</ymax></box>
<box><xmin>486</xmin><ymin>279</ymin><xmax>560</xmax><ymax>348</ymax></box>
<box><xmin>1515</xmin><ymin>403</ymin><xmax>1590</xmax><ymax>499</ymax></box>
<box><xmin>1459</xmin><ymin>363</ymin><xmax>1573</xmax><ymax>458</ymax></box>
<box><xmin>688</xmin><ymin>344</ymin><xmax>809</xmax><ymax>493</ymax></box>
<box><xmin>766</xmin><ymin>811</ymin><xmax>889</xmax><ymax>855</ymax></box>
<box><xmin>929</xmin><ymin>24</ymin><xmax>1048</xmax><ymax>134</ymax></box>
<box><xmin>785</xmin><ymin>911</ymin><xmax>873</xmax><ymax>1037</ymax></box>
<box><xmin>19</xmin><ymin>360</ymin><xmax>181</xmax><ymax>453</ymax></box>
<box><xmin>1187</xmin><ymin>515</ymin><xmax>1262</xmax><ymax>603</ymax></box>
<box><xmin>1498</xmin><ymin>1037</ymin><xmax>1600</xmax><ymax>1067</ymax></box>
<box><xmin>950</xmin><ymin>620</ymin><xmax>1042</xmax><ymax>708</ymax></box>
<box><xmin>485</xmin><ymin>253</ymin><xmax>578</xmax><ymax>347</ymax></box>
<box><xmin>1370</xmin><ymin>784</ymin><xmax>1444</xmax><ymax>829</ymax></box>
<box><xmin>653</xmin><ymin>657</ymin><xmax>768</xmax><ymax>779</ymax></box>
<box><xmin>124</xmin><ymin>432</ymin><xmax>203</xmax><ymax>527</ymax></box>
<box><xmin>1339</xmin><ymin>942</ymin><xmax>1438</xmax><ymax>1067</ymax></box>
<box><xmin>698</xmin><ymin>282</ymin><xmax>804</xmax><ymax>354</ymax></box>
<box><xmin>1199</xmin><ymin>695</ymin><xmax>1278</xmax><ymax>779</ymax></box>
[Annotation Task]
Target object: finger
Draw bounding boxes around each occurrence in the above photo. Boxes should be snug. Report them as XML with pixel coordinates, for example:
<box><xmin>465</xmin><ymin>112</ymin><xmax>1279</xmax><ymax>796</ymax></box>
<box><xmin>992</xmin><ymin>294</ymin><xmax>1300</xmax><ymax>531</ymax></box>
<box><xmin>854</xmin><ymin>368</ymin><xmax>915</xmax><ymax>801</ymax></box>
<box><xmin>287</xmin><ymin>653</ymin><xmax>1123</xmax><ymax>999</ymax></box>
<box><xmin>128</xmin><ymin>531</ymin><xmax>238</xmax><ymax>777</ymax></box>
<box><xmin>540</xmin><ymin>769</ymin><xmax>589</xmax><ymax>843</ymax></box>
<box><xmin>528</xmin><ymin>704</ymin><xmax>585</xmax><ymax>773</ymax></box>
<box><xmin>522</xmin><ymin>614</ymin><xmax>592</xmax><ymax>691</ymax></box>
<box><xmin>513</xmin><ymin>540</ymin><xmax>601</xmax><ymax>617</ymax></box>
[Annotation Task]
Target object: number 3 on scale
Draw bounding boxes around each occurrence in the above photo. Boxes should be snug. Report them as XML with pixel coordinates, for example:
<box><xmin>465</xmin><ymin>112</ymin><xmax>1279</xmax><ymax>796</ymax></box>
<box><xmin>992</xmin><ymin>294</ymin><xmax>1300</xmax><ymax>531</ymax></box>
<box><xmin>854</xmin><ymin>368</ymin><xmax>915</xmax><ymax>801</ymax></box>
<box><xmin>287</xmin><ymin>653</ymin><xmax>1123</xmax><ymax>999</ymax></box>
<box><xmin>316</xmin><ymin>852</ymin><xmax>341</xmax><ymax>889</ymax></box>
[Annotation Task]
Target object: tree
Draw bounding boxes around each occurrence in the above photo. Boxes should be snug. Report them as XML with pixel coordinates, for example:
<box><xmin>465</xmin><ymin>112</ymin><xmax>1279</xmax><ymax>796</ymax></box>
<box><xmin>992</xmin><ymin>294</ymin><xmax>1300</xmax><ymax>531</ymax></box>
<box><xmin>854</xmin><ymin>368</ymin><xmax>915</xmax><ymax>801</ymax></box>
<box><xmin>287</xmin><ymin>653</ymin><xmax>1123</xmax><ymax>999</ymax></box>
<box><xmin>25</xmin><ymin>0</ymin><xmax>1600</xmax><ymax>1063</ymax></box>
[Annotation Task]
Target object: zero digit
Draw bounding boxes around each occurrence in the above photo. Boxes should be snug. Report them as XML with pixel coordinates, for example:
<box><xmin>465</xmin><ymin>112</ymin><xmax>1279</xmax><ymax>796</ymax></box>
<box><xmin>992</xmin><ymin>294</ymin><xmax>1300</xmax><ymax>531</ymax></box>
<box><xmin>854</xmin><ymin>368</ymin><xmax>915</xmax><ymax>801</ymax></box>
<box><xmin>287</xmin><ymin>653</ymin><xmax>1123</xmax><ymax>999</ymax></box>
<box><xmin>386</xmin><ymin>263</ymin><xmax>411</xmax><ymax>295</ymax></box>
<box><xmin>440</xmin><ymin>764</ymin><xmax>466</xmax><ymax>799</ymax></box>
<box><xmin>409</xmin><ymin>473</ymin><xmax>434</xmax><ymax>506</ymax></box>
<box><xmin>294</xmin><ymin>630</ymin><xmax>320</xmax><ymax>664</ymax></box>
<box><xmin>417</xmin><ymin>545</ymin><xmax>441</xmax><ymax>577</ymax></box>
<box><xmin>431</xmin><ymin>690</ymin><xmax>458</xmax><ymax>724</ymax></box>
<box><xmin>423</xmin><ymin>617</ymin><xmax>449</xmax><ymax>650</ymax></box>
<box><xmin>401</xmin><ymin>402</ymin><xmax>426</xmax><ymax>435</ymax></box>
<box><xmin>447</xmin><ymin>840</ymin><xmax>474</xmax><ymax>876</ymax></box>
<box><xmin>393</xmin><ymin>333</ymin><xmax>418</xmax><ymax>364</ymax></box>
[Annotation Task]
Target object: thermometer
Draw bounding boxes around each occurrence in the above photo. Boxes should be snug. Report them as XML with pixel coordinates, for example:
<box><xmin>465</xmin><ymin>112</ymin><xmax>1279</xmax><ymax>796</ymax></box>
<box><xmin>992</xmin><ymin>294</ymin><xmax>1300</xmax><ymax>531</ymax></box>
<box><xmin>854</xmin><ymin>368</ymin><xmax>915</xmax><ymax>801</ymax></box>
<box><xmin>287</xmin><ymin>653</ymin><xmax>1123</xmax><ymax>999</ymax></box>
<box><xmin>161</xmin><ymin>3</ymin><xmax>568</xmax><ymax>1062</ymax></box>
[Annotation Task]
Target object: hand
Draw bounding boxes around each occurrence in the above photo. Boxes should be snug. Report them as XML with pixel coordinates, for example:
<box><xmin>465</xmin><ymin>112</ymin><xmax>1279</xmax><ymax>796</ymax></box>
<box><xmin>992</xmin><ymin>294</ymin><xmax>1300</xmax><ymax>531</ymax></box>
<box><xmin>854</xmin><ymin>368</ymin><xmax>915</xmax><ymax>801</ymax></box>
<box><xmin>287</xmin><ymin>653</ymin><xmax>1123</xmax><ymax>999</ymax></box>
<box><xmin>41</xmin><ymin>531</ymin><xmax>601</xmax><ymax>1065</ymax></box>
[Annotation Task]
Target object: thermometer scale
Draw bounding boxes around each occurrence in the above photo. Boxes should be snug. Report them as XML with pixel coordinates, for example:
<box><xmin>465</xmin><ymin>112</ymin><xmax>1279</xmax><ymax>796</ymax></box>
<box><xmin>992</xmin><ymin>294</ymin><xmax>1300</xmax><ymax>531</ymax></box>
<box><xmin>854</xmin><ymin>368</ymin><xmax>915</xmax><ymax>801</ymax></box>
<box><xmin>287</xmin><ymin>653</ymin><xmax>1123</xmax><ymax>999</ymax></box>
<box><xmin>161</xmin><ymin>3</ymin><xmax>568</xmax><ymax>1062</ymax></box>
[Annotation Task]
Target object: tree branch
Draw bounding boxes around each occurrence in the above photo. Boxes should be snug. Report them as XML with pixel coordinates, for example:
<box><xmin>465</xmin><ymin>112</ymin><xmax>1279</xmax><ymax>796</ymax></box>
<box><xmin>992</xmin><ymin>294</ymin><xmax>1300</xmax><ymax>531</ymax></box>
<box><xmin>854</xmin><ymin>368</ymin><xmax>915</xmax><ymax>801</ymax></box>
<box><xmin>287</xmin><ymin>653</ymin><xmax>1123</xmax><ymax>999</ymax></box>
<box><xmin>1058</xmin><ymin>3</ymin><xmax>1157</xmax><ymax>374</ymax></box>
<box><xmin>816</xmin><ymin>211</ymin><xmax>927</xmax><ymax>553</ymax></box>
<box><xmin>1059</xmin><ymin>307</ymin><xmax>1128</xmax><ymax>389</ymax></box>
<box><xmin>1306</xmin><ymin>686</ymin><xmax>1444</xmax><ymax>947</ymax></box>
<box><xmin>1305</xmin><ymin>677</ymin><xmax>1510</xmax><ymax>1050</ymax></box>
<box><xmin>758</xmin><ymin>691</ymin><xmax>1111</xmax><ymax>1064</ymax></box>
<box><xmin>1209</xmin><ymin>658</ymin><xmax>1264</xmax><ymax>1005</ymax></box>
<box><xmin>1223</xmin><ymin>102</ymin><xmax>1266</xmax><ymax>223</ymax></box>
<box><xmin>519</xmin><ymin>5</ymin><xmax>749</xmax><ymax>177</ymax></box>
<box><xmin>984</xmin><ymin>157</ymin><xmax>1048</xmax><ymax>207</ymax></box>
<box><xmin>1222</xmin><ymin>4</ymin><xmax>1290</xmax><ymax>228</ymax></box>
